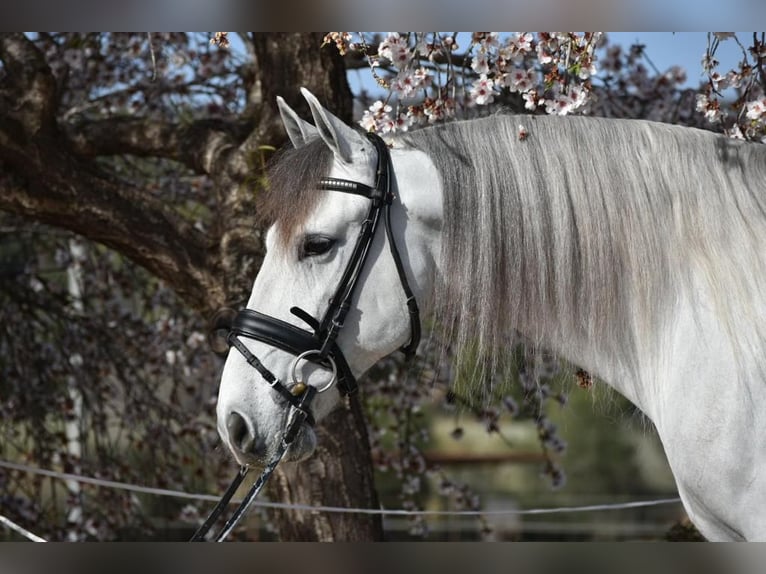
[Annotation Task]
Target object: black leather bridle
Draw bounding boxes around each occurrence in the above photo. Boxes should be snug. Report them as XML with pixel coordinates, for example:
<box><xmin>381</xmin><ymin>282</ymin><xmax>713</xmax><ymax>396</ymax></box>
<box><xmin>190</xmin><ymin>131</ymin><xmax>421</xmax><ymax>541</ymax></box>
<box><xmin>226</xmin><ymin>131</ymin><xmax>420</xmax><ymax>419</ymax></box>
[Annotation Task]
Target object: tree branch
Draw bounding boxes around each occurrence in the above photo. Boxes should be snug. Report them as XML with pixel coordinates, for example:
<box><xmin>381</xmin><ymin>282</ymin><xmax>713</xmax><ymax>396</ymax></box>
<box><xmin>65</xmin><ymin>116</ymin><xmax>252</xmax><ymax>175</ymax></box>
<box><xmin>0</xmin><ymin>140</ymin><xmax>224</xmax><ymax>313</ymax></box>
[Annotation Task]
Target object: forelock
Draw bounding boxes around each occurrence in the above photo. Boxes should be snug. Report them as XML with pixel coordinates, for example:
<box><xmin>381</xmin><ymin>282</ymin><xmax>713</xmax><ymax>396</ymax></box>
<box><xmin>257</xmin><ymin>138</ymin><xmax>334</xmax><ymax>248</ymax></box>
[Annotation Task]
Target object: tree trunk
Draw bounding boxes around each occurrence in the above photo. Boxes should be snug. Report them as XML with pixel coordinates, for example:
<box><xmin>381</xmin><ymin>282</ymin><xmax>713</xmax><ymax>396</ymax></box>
<box><xmin>268</xmin><ymin>395</ymin><xmax>384</xmax><ymax>541</ymax></box>
<box><xmin>0</xmin><ymin>32</ymin><xmax>383</xmax><ymax>541</ymax></box>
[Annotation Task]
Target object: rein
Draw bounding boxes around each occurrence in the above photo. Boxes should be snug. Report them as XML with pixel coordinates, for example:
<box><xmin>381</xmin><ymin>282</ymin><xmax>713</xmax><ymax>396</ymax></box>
<box><xmin>191</xmin><ymin>132</ymin><xmax>421</xmax><ymax>541</ymax></box>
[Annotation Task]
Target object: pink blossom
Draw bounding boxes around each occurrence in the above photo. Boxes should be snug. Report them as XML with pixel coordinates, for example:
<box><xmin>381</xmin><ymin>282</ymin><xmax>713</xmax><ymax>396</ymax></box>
<box><xmin>394</xmin><ymin>112</ymin><xmax>415</xmax><ymax>131</ymax></box>
<box><xmin>482</xmin><ymin>32</ymin><xmax>500</xmax><ymax>49</ymax></box>
<box><xmin>502</xmin><ymin>67</ymin><xmax>536</xmax><ymax>93</ymax></box>
<box><xmin>537</xmin><ymin>48</ymin><xmax>555</xmax><ymax>65</ymax></box>
<box><xmin>471</xmin><ymin>53</ymin><xmax>490</xmax><ymax>75</ymax></box>
<box><xmin>391</xmin><ymin>73</ymin><xmax>417</xmax><ymax>98</ymax></box>
<box><xmin>512</xmin><ymin>32</ymin><xmax>533</xmax><ymax>53</ymax></box>
<box><xmin>391</xmin><ymin>67</ymin><xmax>431</xmax><ymax>98</ymax></box>
<box><xmin>423</xmin><ymin>97</ymin><xmax>455</xmax><ymax>122</ymax></box>
<box><xmin>378</xmin><ymin>33</ymin><xmax>409</xmax><ymax>66</ymax></box>
<box><xmin>469</xmin><ymin>75</ymin><xmax>495</xmax><ymax>106</ymax></box>
<box><xmin>544</xmin><ymin>94</ymin><xmax>573</xmax><ymax>115</ymax></box>
<box><xmin>543</xmin><ymin>86</ymin><xmax>588</xmax><ymax>116</ymax></box>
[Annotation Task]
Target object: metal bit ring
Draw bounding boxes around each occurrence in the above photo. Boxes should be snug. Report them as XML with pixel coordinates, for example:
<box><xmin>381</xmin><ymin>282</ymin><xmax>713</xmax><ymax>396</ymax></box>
<box><xmin>290</xmin><ymin>350</ymin><xmax>337</xmax><ymax>393</ymax></box>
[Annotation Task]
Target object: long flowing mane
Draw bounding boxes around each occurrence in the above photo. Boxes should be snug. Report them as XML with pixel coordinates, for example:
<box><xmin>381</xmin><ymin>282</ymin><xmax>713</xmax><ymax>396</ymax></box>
<box><xmin>400</xmin><ymin>115</ymin><xmax>766</xmax><ymax>384</ymax></box>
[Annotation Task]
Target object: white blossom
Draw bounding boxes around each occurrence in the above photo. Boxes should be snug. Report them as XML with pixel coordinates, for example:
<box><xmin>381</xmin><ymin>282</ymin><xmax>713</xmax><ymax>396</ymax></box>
<box><xmin>745</xmin><ymin>99</ymin><xmax>766</xmax><ymax>121</ymax></box>
<box><xmin>469</xmin><ymin>75</ymin><xmax>495</xmax><ymax>106</ymax></box>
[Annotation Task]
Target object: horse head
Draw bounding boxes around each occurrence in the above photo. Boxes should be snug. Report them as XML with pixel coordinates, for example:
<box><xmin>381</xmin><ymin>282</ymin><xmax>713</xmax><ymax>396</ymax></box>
<box><xmin>216</xmin><ymin>89</ymin><xmax>442</xmax><ymax>466</ymax></box>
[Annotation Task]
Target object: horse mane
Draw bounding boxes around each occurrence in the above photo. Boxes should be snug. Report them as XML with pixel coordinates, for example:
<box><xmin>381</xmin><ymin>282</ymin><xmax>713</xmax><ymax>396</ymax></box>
<box><xmin>399</xmin><ymin>115</ymin><xmax>766</xmax><ymax>388</ymax></box>
<box><xmin>258</xmin><ymin>137</ymin><xmax>333</xmax><ymax>250</ymax></box>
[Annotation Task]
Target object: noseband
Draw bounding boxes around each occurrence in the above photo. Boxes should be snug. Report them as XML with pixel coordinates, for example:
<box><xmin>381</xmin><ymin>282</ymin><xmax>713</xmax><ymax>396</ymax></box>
<box><xmin>227</xmin><ymin>131</ymin><xmax>421</xmax><ymax>419</ymax></box>
<box><xmin>191</xmin><ymin>132</ymin><xmax>421</xmax><ymax>541</ymax></box>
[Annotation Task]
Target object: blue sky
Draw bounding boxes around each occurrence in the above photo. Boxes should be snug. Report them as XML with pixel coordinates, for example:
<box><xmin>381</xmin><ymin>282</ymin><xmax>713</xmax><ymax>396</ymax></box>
<box><xmin>607</xmin><ymin>32</ymin><xmax>745</xmax><ymax>87</ymax></box>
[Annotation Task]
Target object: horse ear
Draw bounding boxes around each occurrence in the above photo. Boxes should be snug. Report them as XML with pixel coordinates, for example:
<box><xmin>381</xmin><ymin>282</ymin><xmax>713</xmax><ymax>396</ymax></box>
<box><xmin>276</xmin><ymin>96</ymin><xmax>318</xmax><ymax>148</ymax></box>
<box><xmin>301</xmin><ymin>87</ymin><xmax>365</xmax><ymax>164</ymax></box>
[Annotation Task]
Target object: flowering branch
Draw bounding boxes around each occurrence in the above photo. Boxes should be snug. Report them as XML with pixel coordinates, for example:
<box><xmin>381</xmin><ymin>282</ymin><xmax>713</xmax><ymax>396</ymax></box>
<box><xmin>325</xmin><ymin>32</ymin><xmax>603</xmax><ymax>134</ymax></box>
<box><xmin>327</xmin><ymin>32</ymin><xmax>766</xmax><ymax>144</ymax></box>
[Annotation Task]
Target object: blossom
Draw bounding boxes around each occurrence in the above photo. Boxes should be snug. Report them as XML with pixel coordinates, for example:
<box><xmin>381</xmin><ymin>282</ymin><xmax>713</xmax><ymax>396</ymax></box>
<box><xmin>745</xmin><ymin>98</ymin><xmax>766</xmax><ymax>121</ymax></box>
<box><xmin>442</xmin><ymin>35</ymin><xmax>458</xmax><ymax>51</ymax></box>
<box><xmin>471</xmin><ymin>53</ymin><xmax>490</xmax><ymax>75</ymax></box>
<box><xmin>209</xmin><ymin>32</ymin><xmax>230</xmax><ymax>49</ymax></box>
<box><xmin>502</xmin><ymin>67</ymin><xmax>536</xmax><ymax>92</ymax></box>
<box><xmin>322</xmin><ymin>32</ymin><xmax>353</xmax><ymax>55</ymax></box>
<box><xmin>544</xmin><ymin>85</ymin><xmax>589</xmax><ymax>116</ymax></box>
<box><xmin>360</xmin><ymin>100</ymin><xmax>393</xmax><ymax>132</ymax></box>
<box><xmin>378</xmin><ymin>33</ymin><xmax>409</xmax><ymax>65</ymax></box>
<box><xmin>412</xmin><ymin>67</ymin><xmax>431</xmax><ymax>86</ymax></box>
<box><xmin>726</xmin><ymin>70</ymin><xmax>743</xmax><ymax>89</ymax></box>
<box><xmin>696</xmin><ymin>93</ymin><xmax>722</xmax><ymax>123</ymax></box>
<box><xmin>512</xmin><ymin>32</ymin><xmax>534</xmax><ymax>53</ymax></box>
<box><xmin>394</xmin><ymin>112</ymin><xmax>415</xmax><ymax>132</ymax></box>
<box><xmin>469</xmin><ymin>75</ymin><xmax>495</xmax><ymax>106</ymax></box>
<box><xmin>391</xmin><ymin>67</ymin><xmax>431</xmax><ymax>98</ymax></box>
<box><xmin>423</xmin><ymin>97</ymin><xmax>455</xmax><ymax>122</ymax></box>
<box><xmin>537</xmin><ymin>47</ymin><xmax>555</xmax><ymax>65</ymax></box>
<box><xmin>472</xmin><ymin>32</ymin><xmax>500</xmax><ymax>51</ymax></box>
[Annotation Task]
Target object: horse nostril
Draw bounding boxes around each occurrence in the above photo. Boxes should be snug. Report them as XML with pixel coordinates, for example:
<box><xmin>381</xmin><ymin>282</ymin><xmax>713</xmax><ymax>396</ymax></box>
<box><xmin>226</xmin><ymin>411</ymin><xmax>255</xmax><ymax>455</ymax></box>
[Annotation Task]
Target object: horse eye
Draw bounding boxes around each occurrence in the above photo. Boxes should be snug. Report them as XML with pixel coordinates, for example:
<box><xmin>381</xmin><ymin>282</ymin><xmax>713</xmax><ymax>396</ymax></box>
<box><xmin>300</xmin><ymin>235</ymin><xmax>336</xmax><ymax>259</ymax></box>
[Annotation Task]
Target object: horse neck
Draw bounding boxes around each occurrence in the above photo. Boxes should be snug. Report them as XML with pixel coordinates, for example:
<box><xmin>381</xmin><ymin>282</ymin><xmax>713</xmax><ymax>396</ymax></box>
<box><xmin>400</xmin><ymin>117</ymin><xmax>704</xmax><ymax>415</ymax></box>
<box><xmin>406</xmin><ymin>115</ymin><xmax>766</xmax><ymax>422</ymax></box>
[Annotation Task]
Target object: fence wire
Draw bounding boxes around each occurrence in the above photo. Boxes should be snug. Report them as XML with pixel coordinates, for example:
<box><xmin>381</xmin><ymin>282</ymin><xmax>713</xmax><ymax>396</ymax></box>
<box><xmin>0</xmin><ymin>458</ymin><xmax>681</xmax><ymax>522</ymax></box>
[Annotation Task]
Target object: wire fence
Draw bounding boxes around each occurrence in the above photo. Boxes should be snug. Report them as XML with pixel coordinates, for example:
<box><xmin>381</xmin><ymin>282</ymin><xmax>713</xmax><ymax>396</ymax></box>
<box><xmin>0</xmin><ymin>458</ymin><xmax>683</xmax><ymax>541</ymax></box>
